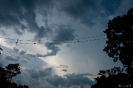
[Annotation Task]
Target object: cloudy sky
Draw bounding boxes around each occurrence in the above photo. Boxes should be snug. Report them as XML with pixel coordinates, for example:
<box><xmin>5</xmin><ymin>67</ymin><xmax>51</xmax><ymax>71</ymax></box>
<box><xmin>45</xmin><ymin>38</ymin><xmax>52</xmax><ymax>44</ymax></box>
<box><xmin>0</xmin><ymin>0</ymin><xmax>133</xmax><ymax>88</ymax></box>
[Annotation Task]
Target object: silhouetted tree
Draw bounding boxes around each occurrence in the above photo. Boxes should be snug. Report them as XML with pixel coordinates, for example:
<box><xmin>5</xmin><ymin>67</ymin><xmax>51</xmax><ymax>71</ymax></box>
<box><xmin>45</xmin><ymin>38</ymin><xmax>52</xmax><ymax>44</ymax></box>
<box><xmin>91</xmin><ymin>67</ymin><xmax>131</xmax><ymax>88</ymax></box>
<box><xmin>0</xmin><ymin>47</ymin><xmax>2</xmax><ymax>54</ymax></box>
<box><xmin>103</xmin><ymin>7</ymin><xmax>133</xmax><ymax>74</ymax></box>
<box><xmin>6</xmin><ymin>64</ymin><xmax>21</xmax><ymax>81</ymax></box>
<box><xmin>0</xmin><ymin>64</ymin><xmax>29</xmax><ymax>88</ymax></box>
<box><xmin>0</xmin><ymin>48</ymin><xmax>29</xmax><ymax>88</ymax></box>
<box><xmin>91</xmin><ymin>7</ymin><xmax>133</xmax><ymax>88</ymax></box>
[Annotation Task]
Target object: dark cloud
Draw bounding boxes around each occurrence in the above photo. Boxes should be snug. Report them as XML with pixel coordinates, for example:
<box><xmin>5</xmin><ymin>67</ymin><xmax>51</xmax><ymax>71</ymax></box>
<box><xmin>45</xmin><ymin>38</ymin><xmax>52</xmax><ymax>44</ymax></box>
<box><xmin>63</xmin><ymin>73</ymin><xmax>94</xmax><ymax>87</ymax></box>
<box><xmin>46</xmin><ymin>75</ymin><xmax>66</xmax><ymax>87</ymax></box>
<box><xmin>57</xmin><ymin>65</ymin><xmax>68</xmax><ymax>68</ymax></box>
<box><xmin>46</xmin><ymin>73</ymin><xmax>94</xmax><ymax>87</ymax></box>
<box><xmin>0</xmin><ymin>0</ymin><xmax>55</xmax><ymax>38</ymax></box>
<box><xmin>13</xmin><ymin>66</ymin><xmax>94</xmax><ymax>88</ymax></box>
<box><xmin>14</xmin><ymin>48</ymin><xmax>19</xmax><ymax>53</ymax></box>
<box><xmin>60</xmin><ymin>69</ymin><xmax>67</xmax><ymax>72</ymax></box>
<box><xmin>3</xmin><ymin>55</ymin><xmax>28</xmax><ymax>64</ymax></box>
<box><xmin>57</xmin><ymin>65</ymin><xmax>68</xmax><ymax>72</ymax></box>
<box><xmin>5</xmin><ymin>56</ymin><xmax>19</xmax><ymax>62</ymax></box>
<box><xmin>13</xmin><ymin>68</ymin><xmax>53</xmax><ymax>88</ymax></box>
<box><xmin>19</xmin><ymin>50</ymin><xmax>26</xmax><ymax>55</ymax></box>
<box><xmin>0</xmin><ymin>0</ymin><xmax>76</xmax><ymax>57</ymax></box>
<box><xmin>53</xmin><ymin>24</ymin><xmax>75</xmax><ymax>42</ymax></box>
<box><xmin>13</xmin><ymin>49</ymin><xmax>30</xmax><ymax>60</ymax></box>
<box><xmin>45</xmin><ymin>43</ymin><xmax>60</xmax><ymax>56</ymax></box>
<box><xmin>0</xmin><ymin>0</ymin><xmax>77</xmax><ymax>59</ymax></box>
<box><xmin>64</xmin><ymin>73</ymin><xmax>94</xmax><ymax>77</ymax></box>
<box><xmin>27</xmin><ymin>68</ymin><xmax>52</xmax><ymax>80</ymax></box>
<box><xmin>57</xmin><ymin>0</ymin><xmax>103</xmax><ymax>28</ymax></box>
<box><xmin>0</xmin><ymin>45</ymin><xmax>48</xmax><ymax>69</ymax></box>
<box><xmin>34</xmin><ymin>43</ymin><xmax>60</xmax><ymax>58</ymax></box>
<box><xmin>14</xmin><ymin>49</ymin><xmax>26</xmax><ymax>56</ymax></box>
<box><xmin>0</xmin><ymin>63</ymin><xmax>3</xmax><ymax>67</ymax></box>
<box><xmin>43</xmin><ymin>24</ymin><xmax>75</xmax><ymax>57</ymax></box>
<box><xmin>33</xmin><ymin>24</ymin><xmax>75</xmax><ymax>58</ymax></box>
<box><xmin>101</xmin><ymin>0</ymin><xmax>122</xmax><ymax>14</ymax></box>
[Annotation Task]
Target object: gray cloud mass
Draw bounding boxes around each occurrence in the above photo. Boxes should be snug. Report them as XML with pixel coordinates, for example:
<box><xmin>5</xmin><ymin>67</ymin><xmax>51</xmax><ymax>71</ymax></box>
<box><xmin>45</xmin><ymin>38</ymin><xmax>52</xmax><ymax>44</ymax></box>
<box><xmin>0</xmin><ymin>0</ymin><xmax>76</xmax><ymax>58</ymax></box>
<box><xmin>0</xmin><ymin>46</ymin><xmax>95</xmax><ymax>88</ymax></box>
<box><xmin>5</xmin><ymin>56</ymin><xmax>20</xmax><ymax>62</ymax></box>
<box><xmin>14</xmin><ymin>68</ymin><xmax>94</xmax><ymax>88</ymax></box>
<box><xmin>0</xmin><ymin>0</ymin><xmax>55</xmax><ymax>37</ymax></box>
<box><xmin>61</xmin><ymin>69</ymin><xmax>67</xmax><ymax>72</ymax></box>
<box><xmin>57</xmin><ymin>65</ymin><xmax>68</xmax><ymax>68</ymax></box>
<box><xmin>57</xmin><ymin>0</ymin><xmax>103</xmax><ymax>28</ymax></box>
<box><xmin>35</xmin><ymin>24</ymin><xmax>75</xmax><ymax>57</ymax></box>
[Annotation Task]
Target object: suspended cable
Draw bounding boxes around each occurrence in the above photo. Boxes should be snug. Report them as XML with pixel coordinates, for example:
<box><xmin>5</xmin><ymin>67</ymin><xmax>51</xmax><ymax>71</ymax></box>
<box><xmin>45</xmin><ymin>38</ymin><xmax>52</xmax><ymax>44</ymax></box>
<box><xmin>0</xmin><ymin>37</ymin><xmax>107</xmax><ymax>45</ymax></box>
<box><xmin>0</xmin><ymin>35</ymin><xmax>105</xmax><ymax>42</ymax></box>
<box><xmin>0</xmin><ymin>37</ymin><xmax>107</xmax><ymax>58</ymax></box>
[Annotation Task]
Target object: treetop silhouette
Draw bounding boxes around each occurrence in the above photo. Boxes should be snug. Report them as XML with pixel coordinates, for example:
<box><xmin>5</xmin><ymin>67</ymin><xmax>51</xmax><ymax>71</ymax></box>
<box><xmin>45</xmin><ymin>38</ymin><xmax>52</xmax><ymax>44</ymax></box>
<box><xmin>0</xmin><ymin>48</ymin><xmax>29</xmax><ymax>88</ymax></box>
<box><xmin>91</xmin><ymin>7</ymin><xmax>133</xmax><ymax>88</ymax></box>
<box><xmin>103</xmin><ymin>7</ymin><xmax>133</xmax><ymax>72</ymax></box>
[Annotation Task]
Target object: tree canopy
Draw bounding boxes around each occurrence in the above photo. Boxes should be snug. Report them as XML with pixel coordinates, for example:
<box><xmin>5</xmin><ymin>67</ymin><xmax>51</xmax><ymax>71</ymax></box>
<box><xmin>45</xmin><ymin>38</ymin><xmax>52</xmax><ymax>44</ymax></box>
<box><xmin>0</xmin><ymin>63</ymin><xmax>29</xmax><ymax>88</ymax></box>
<box><xmin>103</xmin><ymin>7</ymin><xmax>133</xmax><ymax>70</ymax></box>
<box><xmin>0</xmin><ymin>48</ymin><xmax>29</xmax><ymax>88</ymax></box>
<box><xmin>91</xmin><ymin>67</ymin><xmax>132</xmax><ymax>88</ymax></box>
<box><xmin>91</xmin><ymin>7</ymin><xmax>133</xmax><ymax>88</ymax></box>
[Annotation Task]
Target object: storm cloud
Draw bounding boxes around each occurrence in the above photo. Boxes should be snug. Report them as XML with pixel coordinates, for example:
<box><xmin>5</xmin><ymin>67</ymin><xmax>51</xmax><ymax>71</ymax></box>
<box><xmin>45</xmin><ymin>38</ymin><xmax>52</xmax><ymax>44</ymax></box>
<box><xmin>57</xmin><ymin>0</ymin><xmax>103</xmax><ymax>28</ymax></box>
<box><xmin>0</xmin><ymin>0</ymin><xmax>77</xmax><ymax>58</ymax></box>
<box><xmin>0</xmin><ymin>0</ymin><xmax>55</xmax><ymax>38</ymax></box>
<box><xmin>14</xmin><ymin>67</ymin><xmax>94</xmax><ymax>88</ymax></box>
<box><xmin>33</xmin><ymin>24</ymin><xmax>75</xmax><ymax>57</ymax></box>
<box><xmin>57</xmin><ymin>65</ymin><xmax>68</xmax><ymax>68</ymax></box>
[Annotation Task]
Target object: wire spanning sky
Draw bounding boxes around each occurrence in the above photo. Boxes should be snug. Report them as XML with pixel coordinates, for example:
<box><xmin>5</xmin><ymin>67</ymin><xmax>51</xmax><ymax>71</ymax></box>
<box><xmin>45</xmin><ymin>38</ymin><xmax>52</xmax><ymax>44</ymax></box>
<box><xmin>0</xmin><ymin>0</ymin><xmax>132</xmax><ymax>88</ymax></box>
<box><xmin>0</xmin><ymin>35</ymin><xmax>106</xmax><ymax>45</ymax></box>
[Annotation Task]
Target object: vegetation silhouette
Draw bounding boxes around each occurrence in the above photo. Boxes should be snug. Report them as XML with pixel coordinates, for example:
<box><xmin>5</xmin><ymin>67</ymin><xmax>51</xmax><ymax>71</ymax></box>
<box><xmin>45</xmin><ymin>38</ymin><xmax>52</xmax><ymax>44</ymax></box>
<box><xmin>0</xmin><ymin>48</ymin><xmax>29</xmax><ymax>88</ymax></box>
<box><xmin>91</xmin><ymin>7</ymin><xmax>133</xmax><ymax>88</ymax></box>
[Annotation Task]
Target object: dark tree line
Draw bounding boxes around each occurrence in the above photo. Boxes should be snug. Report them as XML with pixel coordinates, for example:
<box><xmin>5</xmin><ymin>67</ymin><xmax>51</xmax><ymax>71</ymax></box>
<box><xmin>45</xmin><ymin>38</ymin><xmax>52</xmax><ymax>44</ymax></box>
<box><xmin>0</xmin><ymin>49</ymin><xmax>29</xmax><ymax>88</ymax></box>
<box><xmin>92</xmin><ymin>7</ymin><xmax>133</xmax><ymax>88</ymax></box>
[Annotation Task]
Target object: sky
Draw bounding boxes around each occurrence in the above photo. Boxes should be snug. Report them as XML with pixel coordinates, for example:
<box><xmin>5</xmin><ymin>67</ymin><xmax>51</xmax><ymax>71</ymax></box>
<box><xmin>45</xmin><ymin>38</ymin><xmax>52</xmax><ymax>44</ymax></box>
<box><xmin>0</xmin><ymin>0</ymin><xmax>133</xmax><ymax>88</ymax></box>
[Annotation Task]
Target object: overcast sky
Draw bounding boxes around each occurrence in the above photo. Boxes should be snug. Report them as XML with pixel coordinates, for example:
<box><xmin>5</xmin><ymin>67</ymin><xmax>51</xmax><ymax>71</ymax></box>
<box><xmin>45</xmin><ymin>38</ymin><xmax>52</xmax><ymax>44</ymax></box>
<box><xmin>0</xmin><ymin>0</ymin><xmax>133</xmax><ymax>88</ymax></box>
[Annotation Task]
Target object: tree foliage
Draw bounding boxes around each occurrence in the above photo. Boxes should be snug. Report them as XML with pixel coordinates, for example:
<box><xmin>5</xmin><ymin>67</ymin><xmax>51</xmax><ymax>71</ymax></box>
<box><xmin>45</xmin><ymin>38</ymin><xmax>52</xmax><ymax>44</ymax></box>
<box><xmin>0</xmin><ymin>64</ymin><xmax>20</xmax><ymax>81</ymax></box>
<box><xmin>5</xmin><ymin>64</ymin><xmax>21</xmax><ymax>80</ymax></box>
<box><xmin>0</xmin><ymin>64</ymin><xmax>29</xmax><ymax>88</ymax></box>
<box><xmin>91</xmin><ymin>7</ymin><xmax>133</xmax><ymax>88</ymax></box>
<box><xmin>103</xmin><ymin>7</ymin><xmax>133</xmax><ymax>69</ymax></box>
<box><xmin>0</xmin><ymin>48</ymin><xmax>29</xmax><ymax>88</ymax></box>
<box><xmin>91</xmin><ymin>67</ymin><xmax>132</xmax><ymax>88</ymax></box>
